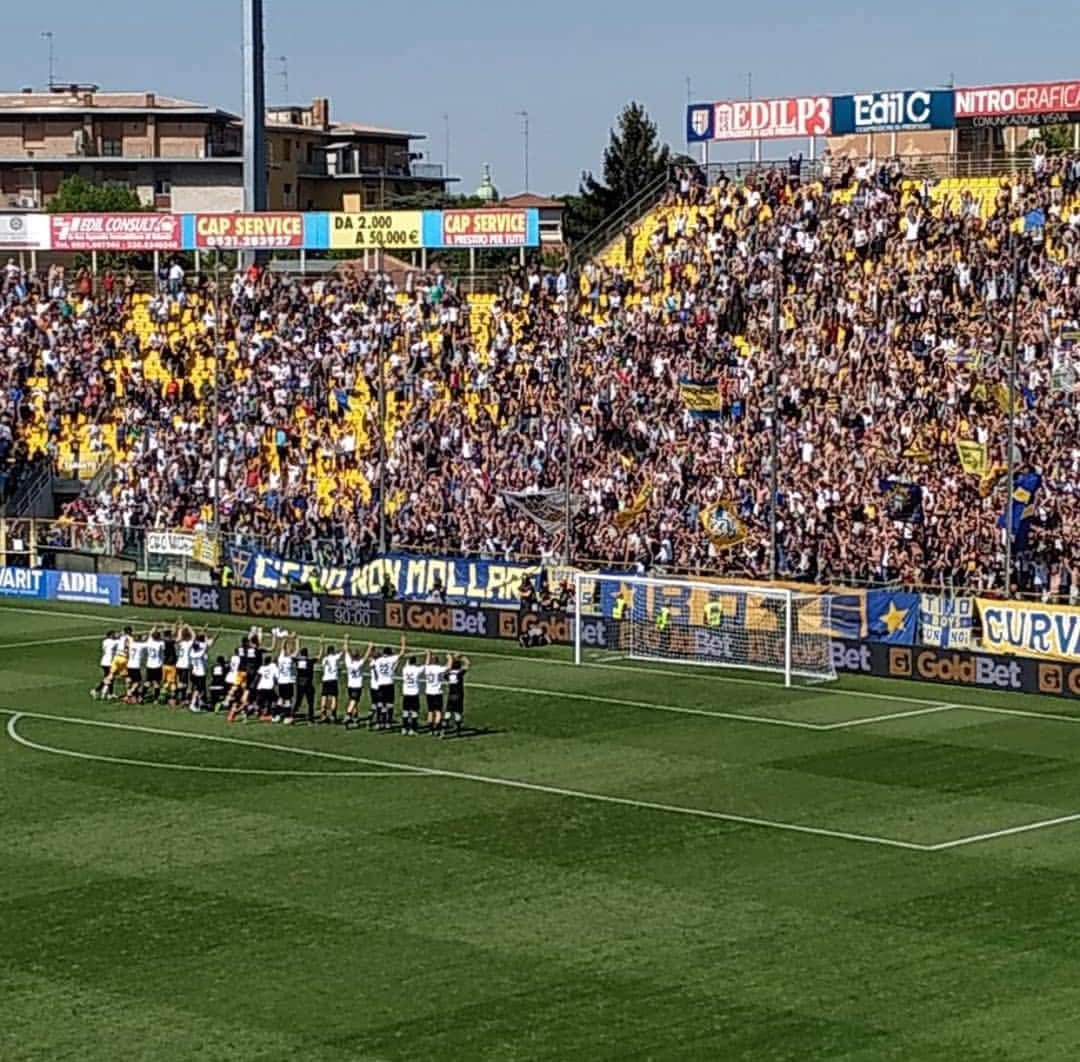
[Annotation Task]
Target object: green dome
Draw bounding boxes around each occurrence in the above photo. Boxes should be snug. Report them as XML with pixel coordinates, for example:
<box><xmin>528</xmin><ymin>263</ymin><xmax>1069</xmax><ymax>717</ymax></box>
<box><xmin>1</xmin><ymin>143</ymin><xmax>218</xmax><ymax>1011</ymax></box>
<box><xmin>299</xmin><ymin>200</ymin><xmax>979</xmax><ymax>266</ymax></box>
<box><xmin>475</xmin><ymin>163</ymin><xmax>499</xmax><ymax>202</ymax></box>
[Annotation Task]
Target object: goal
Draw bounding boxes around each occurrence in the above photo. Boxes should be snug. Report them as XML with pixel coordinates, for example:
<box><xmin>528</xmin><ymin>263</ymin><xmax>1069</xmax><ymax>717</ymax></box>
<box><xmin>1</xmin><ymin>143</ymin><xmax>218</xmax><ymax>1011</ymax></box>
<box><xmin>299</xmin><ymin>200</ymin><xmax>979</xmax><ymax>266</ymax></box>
<box><xmin>573</xmin><ymin>572</ymin><xmax>835</xmax><ymax>687</ymax></box>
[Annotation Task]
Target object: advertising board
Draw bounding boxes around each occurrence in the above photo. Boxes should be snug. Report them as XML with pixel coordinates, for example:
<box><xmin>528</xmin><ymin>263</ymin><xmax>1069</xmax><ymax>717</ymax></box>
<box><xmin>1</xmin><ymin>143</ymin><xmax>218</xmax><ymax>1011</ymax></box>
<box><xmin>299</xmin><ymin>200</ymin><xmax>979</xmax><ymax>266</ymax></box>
<box><xmin>831</xmin><ymin>90</ymin><xmax>955</xmax><ymax>134</ymax></box>
<box><xmin>328</xmin><ymin>211</ymin><xmax>423</xmax><ymax>250</ymax></box>
<box><xmin>49</xmin><ymin>213</ymin><xmax>182</xmax><ymax>251</ymax></box>
<box><xmin>955</xmin><ymin>81</ymin><xmax>1080</xmax><ymax>126</ymax></box>
<box><xmin>192</xmin><ymin>213</ymin><xmax>304</xmax><ymax>249</ymax></box>
<box><xmin>686</xmin><ymin>96</ymin><xmax>831</xmax><ymax>143</ymax></box>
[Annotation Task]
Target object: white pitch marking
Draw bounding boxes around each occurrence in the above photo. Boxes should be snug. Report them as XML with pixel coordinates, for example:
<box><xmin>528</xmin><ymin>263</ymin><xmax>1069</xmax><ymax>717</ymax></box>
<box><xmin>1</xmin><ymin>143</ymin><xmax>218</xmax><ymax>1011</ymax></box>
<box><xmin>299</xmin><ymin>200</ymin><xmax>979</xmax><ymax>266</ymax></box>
<box><xmin>469</xmin><ymin>681</ymin><xmax>828</xmax><ymax>730</ymax></box>
<box><xmin>927</xmin><ymin>812</ymin><xmax>1080</xmax><ymax>850</ymax></box>
<box><xmin>0</xmin><ymin>633</ymin><xmax>108</xmax><ymax>651</ymax></box>
<box><xmin>4</xmin><ymin>714</ymin><xmax>406</xmax><ymax>778</ymax></box>
<box><xmin>818</xmin><ymin>704</ymin><xmax>961</xmax><ymax>730</ymax></box>
<box><xmin>0</xmin><ymin>707</ymin><xmax>932</xmax><ymax>851</ymax></box>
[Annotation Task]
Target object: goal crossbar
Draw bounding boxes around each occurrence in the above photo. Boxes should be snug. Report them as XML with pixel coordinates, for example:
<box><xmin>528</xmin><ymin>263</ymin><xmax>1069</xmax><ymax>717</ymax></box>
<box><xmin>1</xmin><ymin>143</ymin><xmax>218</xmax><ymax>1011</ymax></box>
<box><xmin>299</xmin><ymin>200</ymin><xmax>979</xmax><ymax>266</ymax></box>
<box><xmin>573</xmin><ymin>572</ymin><xmax>835</xmax><ymax>687</ymax></box>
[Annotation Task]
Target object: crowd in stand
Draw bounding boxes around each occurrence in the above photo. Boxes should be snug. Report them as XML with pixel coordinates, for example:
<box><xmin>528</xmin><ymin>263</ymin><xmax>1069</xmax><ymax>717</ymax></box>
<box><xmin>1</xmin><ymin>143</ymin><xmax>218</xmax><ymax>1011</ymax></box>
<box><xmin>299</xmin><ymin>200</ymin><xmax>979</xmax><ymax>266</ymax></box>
<box><xmin>3</xmin><ymin>150</ymin><xmax>1080</xmax><ymax>597</ymax></box>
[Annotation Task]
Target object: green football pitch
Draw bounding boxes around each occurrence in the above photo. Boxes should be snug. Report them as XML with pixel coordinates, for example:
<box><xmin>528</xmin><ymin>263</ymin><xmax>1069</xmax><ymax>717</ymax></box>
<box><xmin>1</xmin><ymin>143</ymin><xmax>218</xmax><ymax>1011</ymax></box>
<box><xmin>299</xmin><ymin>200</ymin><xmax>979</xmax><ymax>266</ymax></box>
<box><xmin>4</xmin><ymin>599</ymin><xmax>1080</xmax><ymax>1061</ymax></box>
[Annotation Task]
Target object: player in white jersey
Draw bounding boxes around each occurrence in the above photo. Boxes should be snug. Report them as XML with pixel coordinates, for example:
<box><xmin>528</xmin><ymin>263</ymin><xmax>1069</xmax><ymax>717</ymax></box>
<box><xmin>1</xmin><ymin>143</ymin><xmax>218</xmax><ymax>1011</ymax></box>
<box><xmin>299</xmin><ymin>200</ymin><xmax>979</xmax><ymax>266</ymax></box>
<box><xmin>143</xmin><ymin>629</ymin><xmax>165</xmax><ymax>702</ymax></box>
<box><xmin>342</xmin><ymin>635</ymin><xmax>373</xmax><ymax>729</ymax></box>
<box><xmin>176</xmin><ymin>623</ymin><xmax>196</xmax><ymax>703</ymax></box>
<box><xmin>255</xmin><ymin>656</ymin><xmax>279</xmax><ymax>717</ymax></box>
<box><xmin>124</xmin><ymin>633</ymin><xmax>148</xmax><ymax>703</ymax></box>
<box><xmin>370</xmin><ymin>634</ymin><xmax>407</xmax><ymax>730</ymax></box>
<box><xmin>91</xmin><ymin>630</ymin><xmax>121</xmax><ymax>700</ymax></box>
<box><xmin>318</xmin><ymin>637</ymin><xmax>343</xmax><ymax>724</ymax></box>
<box><xmin>423</xmin><ymin>650</ymin><xmax>448</xmax><ymax>734</ymax></box>
<box><xmin>400</xmin><ymin>654</ymin><xmax>424</xmax><ymax>735</ymax></box>
<box><xmin>187</xmin><ymin>628</ymin><xmax>216</xmax><ymax>712</ymax></box>
<box><xmin>270</xmin><ymin>630</ymin><xmax>298</xmax><ymax>723</ymax></box>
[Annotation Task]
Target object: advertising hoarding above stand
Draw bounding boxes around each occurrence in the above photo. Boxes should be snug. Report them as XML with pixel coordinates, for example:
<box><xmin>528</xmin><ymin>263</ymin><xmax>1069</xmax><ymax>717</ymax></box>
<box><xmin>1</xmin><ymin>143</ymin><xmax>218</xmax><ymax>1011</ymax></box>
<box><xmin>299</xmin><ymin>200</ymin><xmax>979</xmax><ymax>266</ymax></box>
<box><xmin>955</xmin><ymin>81</ymin><xmax>1080</xmax><ymax>127</ymax></box>
<box><xmin>687</xmin><ymin>96</ymin><xmax>831</xmax><ymax>143</ymax></box>
<box><xmin>831</xmin><ymin>90</ymin><xmax>955</xmax><ymax>134</ymax></box>
<box><xmin>7</xmin><ymin>208</ymin><xmax>541</xmax><ymax>253</ymax></box>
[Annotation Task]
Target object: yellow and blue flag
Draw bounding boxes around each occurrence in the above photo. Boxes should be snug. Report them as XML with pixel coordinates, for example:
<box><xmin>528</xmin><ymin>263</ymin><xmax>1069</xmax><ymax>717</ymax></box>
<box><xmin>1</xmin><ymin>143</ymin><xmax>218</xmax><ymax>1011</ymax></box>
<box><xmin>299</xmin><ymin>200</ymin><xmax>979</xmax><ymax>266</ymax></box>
<box><xmin>700</xmin><ymin>501</ymin><xmax>746</xmax><ymax>550</ymax></box>
<box><xmin>998</xmin><ymin>471</ymin><xmax>1041</xmax><ymax>550</ymax></box>
<box><xmin>678</xmin><ymin>377</ymin><xmax>722</xmax><ymax>420</ymax></box>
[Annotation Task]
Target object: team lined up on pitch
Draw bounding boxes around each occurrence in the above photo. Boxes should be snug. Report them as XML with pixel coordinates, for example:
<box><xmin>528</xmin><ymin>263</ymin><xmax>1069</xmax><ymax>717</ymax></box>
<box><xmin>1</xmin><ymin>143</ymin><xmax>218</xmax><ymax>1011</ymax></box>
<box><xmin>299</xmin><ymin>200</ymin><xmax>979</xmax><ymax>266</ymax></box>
<box><xmin>90</xmin><ymin>623</ymin><xmax>470</xmax><ymax>736</ymax></box>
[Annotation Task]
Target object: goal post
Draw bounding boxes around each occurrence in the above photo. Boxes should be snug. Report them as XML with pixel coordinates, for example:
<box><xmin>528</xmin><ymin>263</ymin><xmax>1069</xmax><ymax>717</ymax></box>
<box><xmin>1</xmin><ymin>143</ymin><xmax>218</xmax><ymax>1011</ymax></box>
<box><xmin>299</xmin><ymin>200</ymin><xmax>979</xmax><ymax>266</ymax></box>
<box><xmin>572</xmin><ymin>572</ymin><xmax>835</xmax><ymax>687</ymax></box>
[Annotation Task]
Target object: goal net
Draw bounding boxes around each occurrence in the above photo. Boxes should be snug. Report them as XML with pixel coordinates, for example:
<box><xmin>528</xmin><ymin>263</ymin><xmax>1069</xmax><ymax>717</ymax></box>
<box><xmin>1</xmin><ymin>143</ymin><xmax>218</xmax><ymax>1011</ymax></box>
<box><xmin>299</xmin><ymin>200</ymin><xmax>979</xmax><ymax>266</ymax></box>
<box><xmin>573</xmin><ymin>573</ymin><xmax>835</xmax><ymax>687</ymax></box>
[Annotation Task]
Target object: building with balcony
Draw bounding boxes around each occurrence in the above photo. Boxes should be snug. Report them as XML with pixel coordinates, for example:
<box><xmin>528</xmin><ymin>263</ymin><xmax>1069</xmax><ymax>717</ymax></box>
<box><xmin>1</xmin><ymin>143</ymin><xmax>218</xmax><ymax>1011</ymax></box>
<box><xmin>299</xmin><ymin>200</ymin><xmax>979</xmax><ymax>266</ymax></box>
<box><xmin>0</xmin><ymin>85</ymin><xmax>452</xmax><ymax>213</ymax></box>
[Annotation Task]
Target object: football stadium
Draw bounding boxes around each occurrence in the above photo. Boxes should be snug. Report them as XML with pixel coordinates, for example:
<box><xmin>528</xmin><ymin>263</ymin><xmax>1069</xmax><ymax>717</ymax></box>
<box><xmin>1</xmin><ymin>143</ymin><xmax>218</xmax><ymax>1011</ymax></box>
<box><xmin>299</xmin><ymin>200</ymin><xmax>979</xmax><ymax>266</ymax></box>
<box><xmin>4</xmin><ymin>1</ymin><xmax>1080</xmax><ymax>1058</ymax></box>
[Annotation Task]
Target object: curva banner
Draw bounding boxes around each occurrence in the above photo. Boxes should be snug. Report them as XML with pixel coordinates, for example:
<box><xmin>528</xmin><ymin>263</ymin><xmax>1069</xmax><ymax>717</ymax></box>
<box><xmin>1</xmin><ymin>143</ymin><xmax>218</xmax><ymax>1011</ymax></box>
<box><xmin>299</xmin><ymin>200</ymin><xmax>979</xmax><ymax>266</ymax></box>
<box><xmin>49</xmin><ymin>213</ymin><xmax>182</xmax><ymax>251</ymax></box>
<box><xmin>831</xmin><ymin>89</ymin><xmax>955</xmax><ymax>134</ymax></box>
<box><xmin>192</xmin><ymin>213</ymin><xmax>303</xmax><ymax>249</ymax></box>
<box><xmin>975</xmin><ymin>598</ymin><xmax>1080</xmax><ymax>663</ymax></box>
<box><xmin>687</xmin><ymin>96</ymin><xmax>831</xmax><ymax>143</ymax></box>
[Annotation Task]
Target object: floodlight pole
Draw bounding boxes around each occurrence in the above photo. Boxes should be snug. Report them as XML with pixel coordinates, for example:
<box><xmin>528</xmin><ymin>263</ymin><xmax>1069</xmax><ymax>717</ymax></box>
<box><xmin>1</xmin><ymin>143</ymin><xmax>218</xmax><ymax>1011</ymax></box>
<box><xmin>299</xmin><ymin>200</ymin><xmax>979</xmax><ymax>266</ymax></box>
<box><xmin>377</xmin><ymin>246</ymin><xmax>387</xmax><ymax>556</ymax></box>
<box><xmin>1004</xmin><ymin>238</ymin><xmax>1021</xmax><ymax>598</ymax></box>
<box><xmin>562</xmin><ymin>242</ymin><xmax>575</xmax><ymax>565</ymax></box>
<box><xmin>769</xmin><ymin>257</ymin><xmax>781</xmax><ymax>580</ymax></box>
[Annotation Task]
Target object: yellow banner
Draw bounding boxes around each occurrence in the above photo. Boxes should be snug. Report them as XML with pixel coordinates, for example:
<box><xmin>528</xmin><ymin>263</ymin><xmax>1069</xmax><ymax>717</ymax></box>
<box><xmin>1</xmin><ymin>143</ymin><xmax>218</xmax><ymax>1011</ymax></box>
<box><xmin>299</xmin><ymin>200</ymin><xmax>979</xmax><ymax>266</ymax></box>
<box><xmin>955</xmin><ymin>439</ymin><xmax>988</xmax><ymax>476</ymax></box>
<box><xmin>614</xmin><ymin>482</ymin><xmax>652</xmax><ymax>530</ymax></box>
<box><xmin>329</xmin><ymin>211</ymin><xmax>422</xmax><ymax>250</ymax></box>
<box><xmin>976</xmin><ymin>598</ymin><xmax>1080</xmax><ymax>662</ymax></box>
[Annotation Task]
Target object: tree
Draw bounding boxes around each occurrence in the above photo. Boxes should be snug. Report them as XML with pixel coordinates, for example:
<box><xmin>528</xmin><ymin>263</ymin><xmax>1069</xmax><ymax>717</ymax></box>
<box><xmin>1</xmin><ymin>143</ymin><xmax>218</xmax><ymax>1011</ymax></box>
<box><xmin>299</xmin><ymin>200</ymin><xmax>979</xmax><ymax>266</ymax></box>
<box><xmin>564</xmin><ymin>102</ymin><xmax>673</xmax><ymax>244</ymax></box>
<box><xmin>46</xmin><ymin>175</ymin><xmax>145</xmax><ymax>213</ymax></box>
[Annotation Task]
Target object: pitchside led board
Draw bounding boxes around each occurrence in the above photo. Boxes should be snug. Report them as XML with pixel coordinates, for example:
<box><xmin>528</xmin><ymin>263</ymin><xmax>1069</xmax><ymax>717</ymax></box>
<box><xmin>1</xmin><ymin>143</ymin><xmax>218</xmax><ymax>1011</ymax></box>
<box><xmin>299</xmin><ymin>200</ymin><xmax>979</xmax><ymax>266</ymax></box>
<box><xmin>687</xmin><ymin>77</ymin><xmax>1080</xmax><ymax>142</ymax></box>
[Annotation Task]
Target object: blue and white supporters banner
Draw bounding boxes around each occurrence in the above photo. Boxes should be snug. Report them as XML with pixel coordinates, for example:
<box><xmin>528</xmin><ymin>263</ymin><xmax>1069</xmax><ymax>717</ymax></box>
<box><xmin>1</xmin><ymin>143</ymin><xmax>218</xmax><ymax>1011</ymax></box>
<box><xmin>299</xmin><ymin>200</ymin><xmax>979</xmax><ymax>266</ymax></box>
<box><xmin>919</xmin><ymin>594</ymin><xmax>974</xmax><ymax>648</ymax></box>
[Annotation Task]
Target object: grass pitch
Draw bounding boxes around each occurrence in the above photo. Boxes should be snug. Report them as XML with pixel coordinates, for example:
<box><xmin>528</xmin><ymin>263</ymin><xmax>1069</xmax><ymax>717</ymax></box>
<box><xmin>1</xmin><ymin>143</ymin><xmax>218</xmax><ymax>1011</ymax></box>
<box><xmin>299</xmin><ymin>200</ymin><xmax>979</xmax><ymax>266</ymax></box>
<box><xmin>3</xmin><ymin>599</ymin><xmax>1080</xmax><ymax>1060</ymax></box>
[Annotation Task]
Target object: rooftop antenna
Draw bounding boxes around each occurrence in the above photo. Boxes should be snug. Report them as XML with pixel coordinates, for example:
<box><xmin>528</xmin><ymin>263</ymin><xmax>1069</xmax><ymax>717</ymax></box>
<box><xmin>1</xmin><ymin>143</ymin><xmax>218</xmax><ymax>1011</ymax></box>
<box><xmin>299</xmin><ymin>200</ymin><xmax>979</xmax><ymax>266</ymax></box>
<box><xmin>277</xmin><ymin>55</ymin><xmax>288</xmax><ymax>102</ymax></box>
<box><xmin>42</xmin><ymin>31</ymin><xmax>55</xmax><ymax>90</ymax></box>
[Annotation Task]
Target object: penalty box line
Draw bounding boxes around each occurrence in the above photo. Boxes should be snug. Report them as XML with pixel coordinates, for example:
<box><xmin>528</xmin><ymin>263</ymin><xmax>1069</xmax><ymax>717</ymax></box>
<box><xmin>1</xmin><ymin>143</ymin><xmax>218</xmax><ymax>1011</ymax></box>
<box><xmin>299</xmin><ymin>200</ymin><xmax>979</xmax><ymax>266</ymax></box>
<box><xmin>0</xmin><ymin>707</ymin><xmax>932</xmax><ymax>853</ymax></box>
<box><xmin>7</xmin><ymin>707</ymin><xmax>1080</xmax><ymax>852</ymax></box>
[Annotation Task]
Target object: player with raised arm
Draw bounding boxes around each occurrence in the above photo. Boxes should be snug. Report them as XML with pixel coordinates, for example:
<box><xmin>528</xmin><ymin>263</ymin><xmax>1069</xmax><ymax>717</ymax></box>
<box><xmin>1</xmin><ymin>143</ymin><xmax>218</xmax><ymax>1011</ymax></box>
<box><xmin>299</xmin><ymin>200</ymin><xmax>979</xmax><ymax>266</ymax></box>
<box><xmin>176</xmin><ymin>622</ymin><xmax>196</xmax><ymax>705</ymax></box>
<box><xmin>294</xmin><ymin>643</ymin><xmax>316</xmax><ymax>724</ymax></box>
<box><xmin>423</xmin><ymin>649</ymin><xmax>447</xmax><ymax>735</ymax></box>
<box><xmin>274</xmin><ymin>631</ymin><xmax>298</xmax><ymax>724</ymax></box>
<box><xmin>187</xmin><ymin>627</ymin><xmax>215</xmax><ymax>712</ymax></box>
<box><xmin>444</xmin><ymin>653</ymin><xmax>470</xmax><ymax>737</ymax></box>
<box><xmin>371</xmin><ymin>635</ymin><xmax>406</xmax><ymax>730</ymax></box>
<box><xmin>161</xmin><ymin>623</ymin><xmax>179</xmax><ymax>705</ymax></box>
<box><xmin>343</xmin><ymin>636</ymin><xmax>372</xmax><ymax>729</ymax></box>
<box><xmin>319</xmin><ymin>638</ymin><xmax>343</xmax><ymax>724</ymax></box>
<box><xmin>400</xmin><ymin>653</ymin><xmax>424</xmax><ymax>735</ymax></box>
<box><xmin>255</xmin><ymin>651</ymin><xmax>279</xmax><ymax>721</ymax></box>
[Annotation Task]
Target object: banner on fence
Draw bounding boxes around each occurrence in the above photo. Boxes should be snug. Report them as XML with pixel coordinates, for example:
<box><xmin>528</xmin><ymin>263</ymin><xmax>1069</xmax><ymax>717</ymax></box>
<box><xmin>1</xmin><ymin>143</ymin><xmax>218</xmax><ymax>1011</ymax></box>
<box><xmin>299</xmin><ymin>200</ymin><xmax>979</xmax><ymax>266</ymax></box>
<box><xmin>236</xmin><ymin>549</ymin><xmax>540</xmax><ymax>606</ymax></box>
<box><xmin>0</xmin><ymin>214</ymin><xmax>50</xmax><ymax>249</ymax></box>
<box><xmin>328</xmin><ymin>211</ymin><xmax>423</xmax><ymax>250</ymax></box>
<box><xmin>919</xmin><ymin>594</ymin><xmax>974</xmax><ymax>649</ymax></box>
<box><xmin>0</xmin><ymin>566</ymin><xmax>47</xmax><ymax>599</ymax></box>
<box><xmin>49</xmin><ymin>213</ymin><xmax>182</xmax><ymax>251</ymax></box>
<box><xmin>147</xmin><ymin>530</ymin><xmax>195</xmax><ymax>558</ymax></box>
<box><xmin>976</xmin><ymin>598</ymin><xmax>1080</xmax><ymax>663</ymax></box>
<box><xmin>191</xmin><ymin>212</ymin><xmax>304</xmax><ymax>250</ymax></box>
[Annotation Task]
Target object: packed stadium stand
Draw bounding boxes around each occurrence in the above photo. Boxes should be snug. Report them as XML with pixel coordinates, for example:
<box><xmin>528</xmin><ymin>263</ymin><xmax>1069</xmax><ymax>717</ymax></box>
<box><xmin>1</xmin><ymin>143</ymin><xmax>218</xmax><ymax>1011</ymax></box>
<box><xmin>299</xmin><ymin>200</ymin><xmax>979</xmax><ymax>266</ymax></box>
<box><xmin>4</xmin><ymin>153</ymin><xmax>1080</xmax><ymax>595</ymax></box>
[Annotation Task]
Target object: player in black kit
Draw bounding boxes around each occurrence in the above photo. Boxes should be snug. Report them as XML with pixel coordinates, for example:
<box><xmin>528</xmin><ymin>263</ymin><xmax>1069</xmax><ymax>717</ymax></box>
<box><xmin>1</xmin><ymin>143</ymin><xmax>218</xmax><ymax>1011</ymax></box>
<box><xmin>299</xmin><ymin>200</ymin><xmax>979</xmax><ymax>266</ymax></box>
<box><xmin>444</xmin><ymin>654</ymin><xmax>470</xmax><ymax>737</ymax></box>
<box><xmin>294</xmin><ymin>646</ymin><xmax>316</xmax><ymax>723</ymax></box>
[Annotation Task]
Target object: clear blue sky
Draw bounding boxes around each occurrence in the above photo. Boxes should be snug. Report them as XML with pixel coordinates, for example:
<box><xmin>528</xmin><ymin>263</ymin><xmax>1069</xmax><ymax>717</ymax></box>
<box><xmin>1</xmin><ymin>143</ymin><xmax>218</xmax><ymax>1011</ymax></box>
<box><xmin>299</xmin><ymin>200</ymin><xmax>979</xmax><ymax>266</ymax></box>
<box><xmin>7</xmin><ymin>0</ymin><xmax>1080</xmax><ymax>196</ymax></box>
